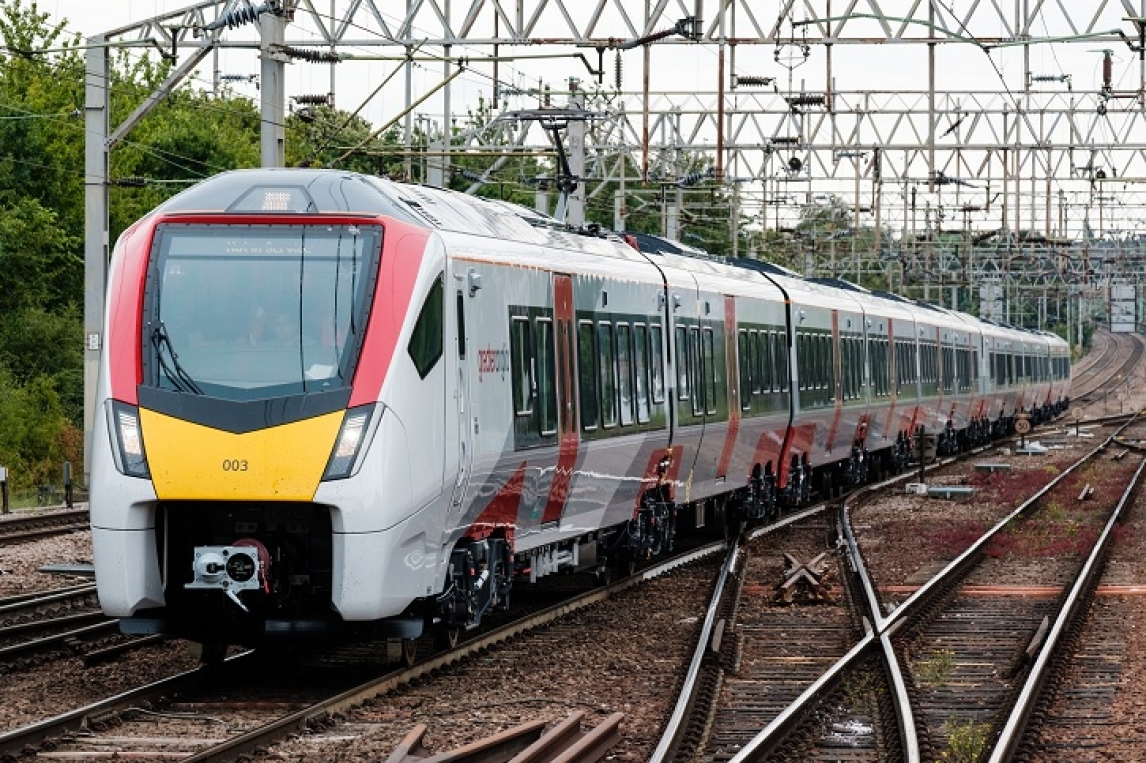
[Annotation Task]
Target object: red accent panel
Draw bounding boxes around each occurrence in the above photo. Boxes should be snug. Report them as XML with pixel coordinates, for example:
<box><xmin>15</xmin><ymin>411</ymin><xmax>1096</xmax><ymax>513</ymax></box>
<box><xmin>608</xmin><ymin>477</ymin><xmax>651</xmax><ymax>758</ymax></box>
<box><xmin>778</xmin><ymin>423</ymin><xmax>816</xmax><ymax>487</ymax></box>
<box><xmin>716</xmin><ymin>296</ymin><xmax>739</xmax><ymax>479</ymax></box>
<box><xmin>853</xmin><ymin>414</ymin><xmax>870</xmax><ymax>446</ymax></box>
<box><xmin>750</xmin><ymin>430</ymin><xmax>784</xmax><ymax>480</ymax></box>
<box><xmin>541</xmin><ymin>275</ymin><xmax>578</xmax><ymax>524</ymax></box>
<box><xmin>108</xmin><ymin>218</ymin><xmax>158</xmax><ymax>404</ymax></box>
<box><xmin>634</xmin><ymin>445</ymin><xmax>684</xmax><ymax>510</ymax></box>
<box><xmin>349</xmin><ymin>221</ymin><xmax>432</xmax><ymax>406</ymax></box>
<box><xmin>467</xmin><ymin>462</ymin><xmax>526</xmax><ymax>545</ymax></box>
<box><xmin>824</xmin><ymin>311</ymin><xmax>843</xmax><ymax>448</ymax></box>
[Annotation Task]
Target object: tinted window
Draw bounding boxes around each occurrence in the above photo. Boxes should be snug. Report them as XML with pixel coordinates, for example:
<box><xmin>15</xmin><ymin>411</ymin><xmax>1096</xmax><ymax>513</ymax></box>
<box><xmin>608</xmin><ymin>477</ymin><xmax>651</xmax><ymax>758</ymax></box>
<box><xmin>599</xmin><ymin>324</ymin><xmax>617</xmax><ymax>427</ymax></box>
<box><xmin>537</xmin><ymin>319</ymin><xmax>557</xmax><ymax>435</ymax></box>
<box><xmin>634</xmin><ymin>324</ymin><xmax>650</xmax><ymax>423</ymax></box>
<box><xmin>146</xmin><ymin>223</ymin><xmax>382</xmax><ymax>400</ymax></box>
<box><xmin>578</xmin><ymin>321</ymin><xmax>598</xmax><ymax>431</ymax></box>
<box><xmin>617</xmin><ymin>323</ymin><xmax>634</xmax><ymax>426</ymax></box>
<box><xmin>510</xmin><ymin>318</ymin><xmax>533</xmax><ymax>415</ymax></box>
<box><xmin>650</xmin><ymin>325</ymin><xmax>665</xmax><ymax>403</ymax></box>
<box><xmin>408</xmin><ymin>275</ymin><xmax>444</xmax><ymax>378</ymax></box>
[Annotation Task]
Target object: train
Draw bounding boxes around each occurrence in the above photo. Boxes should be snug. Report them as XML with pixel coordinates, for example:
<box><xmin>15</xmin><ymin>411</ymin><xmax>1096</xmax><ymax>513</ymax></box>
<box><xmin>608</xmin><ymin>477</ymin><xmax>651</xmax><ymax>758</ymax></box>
<box><xmin>90</xmin><ymin>168</ymin><xmax>1072</xmax><ymax>655</ymax></box>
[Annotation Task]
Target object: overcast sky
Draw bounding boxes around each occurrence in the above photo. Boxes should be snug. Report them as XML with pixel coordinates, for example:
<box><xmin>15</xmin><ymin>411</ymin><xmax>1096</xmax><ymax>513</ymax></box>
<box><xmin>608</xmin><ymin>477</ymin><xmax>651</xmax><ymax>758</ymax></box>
<box><xmin>43</xmin><ymin>0</ymin><xmax>1124</xmax><ymax>121</ymax></box>
<box><xmin>38</xmin><ymin>0</ymin><xmax>1142</xmax><ymax>237</ymax></box>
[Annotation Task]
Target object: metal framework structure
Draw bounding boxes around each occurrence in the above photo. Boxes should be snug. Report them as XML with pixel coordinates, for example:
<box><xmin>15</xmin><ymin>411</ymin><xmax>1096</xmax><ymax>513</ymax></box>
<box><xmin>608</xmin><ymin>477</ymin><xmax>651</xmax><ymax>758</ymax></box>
<box><xmin>82</xmin><ymin>0</ymin><xmax>1146</xmax><ymax>476</ymax></box>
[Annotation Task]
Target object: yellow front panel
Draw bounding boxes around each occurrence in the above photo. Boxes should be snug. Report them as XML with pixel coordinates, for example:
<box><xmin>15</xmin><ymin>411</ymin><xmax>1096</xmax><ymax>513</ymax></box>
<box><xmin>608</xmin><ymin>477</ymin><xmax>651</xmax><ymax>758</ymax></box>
<box><xmin>140</xmin><ymin>409</ymin><xmax>344</xmax><ymax>501</ymax></box>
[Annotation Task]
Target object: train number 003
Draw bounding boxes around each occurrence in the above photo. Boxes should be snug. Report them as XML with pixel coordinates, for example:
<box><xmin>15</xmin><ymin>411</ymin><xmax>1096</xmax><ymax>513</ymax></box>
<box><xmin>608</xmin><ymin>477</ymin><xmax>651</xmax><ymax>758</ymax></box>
<box><xmin>222</xmin><ymin>459</ymin><xmax>249</xmax><ymax>472</ymax></box>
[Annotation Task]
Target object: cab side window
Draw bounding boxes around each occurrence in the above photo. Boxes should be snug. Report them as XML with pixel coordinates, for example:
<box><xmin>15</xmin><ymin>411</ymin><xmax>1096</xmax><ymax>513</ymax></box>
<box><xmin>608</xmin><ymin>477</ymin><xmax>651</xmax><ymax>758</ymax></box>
<box><xmin>407</xmin><ymin>274</ymin><xmax>444</xmax><ymax>378</ymax></box>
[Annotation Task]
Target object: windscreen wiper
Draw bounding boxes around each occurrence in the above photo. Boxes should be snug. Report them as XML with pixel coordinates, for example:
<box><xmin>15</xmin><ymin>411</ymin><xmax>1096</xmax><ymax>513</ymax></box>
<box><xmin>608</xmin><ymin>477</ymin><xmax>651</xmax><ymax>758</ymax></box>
<box><xmin>151</xmin><ymin>322</ymin><xmax>203</xmax><ymax>395</ymax></box>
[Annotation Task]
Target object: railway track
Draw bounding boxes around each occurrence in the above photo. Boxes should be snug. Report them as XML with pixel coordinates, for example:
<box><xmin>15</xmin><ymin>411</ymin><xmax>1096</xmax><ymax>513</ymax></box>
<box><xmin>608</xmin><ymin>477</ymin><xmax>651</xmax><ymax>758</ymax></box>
<box><xmin>0</xmin><ymin>541</ymin><xmax>727</xmax><ymax>760</ymax></box>
<box><xmin>0</xmin><ymin>507</ymin><xmax>88</xmax><ymax>544</ymax></box>
<box><xmin>0</xmin><ymin>584</ymin><xmax>164</xmax><ymax>668</ymax></box>
<box><xmin>649</xmin><ymin>412</ymin><xmax>1144</xmax><ymax>761</ymax></box>
<box><xmin>732</xmin><ymin>414</ymin><xmax>1146</xmax><ymax>761</ymax></box>
<box><xmin>2</xmin><ymin>404</ymin><xmax>1124</xmax><ymax>760</ymax></box>
<box><xmin>1071</xmin><ymin>329</ymin><xmax>1144</xmax><ymax>407</ymax></box>
<box><xmin>1002</xmin><ymin>426</ymin><xmax>1146</xmax><ymax>759</ymax></box>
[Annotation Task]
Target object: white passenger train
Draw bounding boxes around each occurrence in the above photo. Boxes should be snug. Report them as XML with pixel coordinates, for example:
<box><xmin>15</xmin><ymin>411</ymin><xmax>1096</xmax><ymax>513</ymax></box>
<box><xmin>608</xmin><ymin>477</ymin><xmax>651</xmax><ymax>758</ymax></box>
<box><xmin>89</xmin><ymin>168</ymin><xmax>1071</xmax><ymax>652</ymax></box>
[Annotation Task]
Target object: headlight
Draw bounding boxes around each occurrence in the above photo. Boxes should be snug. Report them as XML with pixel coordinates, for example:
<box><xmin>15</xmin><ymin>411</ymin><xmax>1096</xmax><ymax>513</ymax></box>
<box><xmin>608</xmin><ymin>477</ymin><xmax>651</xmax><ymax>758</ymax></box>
<box><xmin>107</xmin><ymin>401</ymin><xmax>150</xmax><ymax>478</ymax></box>
<box><xmin>322</xmin><ymin>404</ymin><xmax>376</xmax><ymax>480</ymax></box>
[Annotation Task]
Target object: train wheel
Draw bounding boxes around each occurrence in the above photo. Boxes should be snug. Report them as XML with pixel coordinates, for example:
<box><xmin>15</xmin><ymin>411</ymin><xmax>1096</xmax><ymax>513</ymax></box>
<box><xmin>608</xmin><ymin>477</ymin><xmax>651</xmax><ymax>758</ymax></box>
<box><xmin>400</xmin><ymin>637</ymin><xmax>418</xmax><ymax>666</ymax></box>
<box><xmin>434</xmin><ymin>627</ymin><xmax>460</xmax><ymax>651</ymax></box>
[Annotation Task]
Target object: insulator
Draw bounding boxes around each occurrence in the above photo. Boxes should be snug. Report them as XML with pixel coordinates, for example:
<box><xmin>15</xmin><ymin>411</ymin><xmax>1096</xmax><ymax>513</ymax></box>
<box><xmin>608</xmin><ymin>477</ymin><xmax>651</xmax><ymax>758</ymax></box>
<box><xmin>205</xmin><ymin>2</ymin><xmax>272</xmax><ymax>31</ymax></box>
<box><xmin>614</xmin><ymin>51</ymin><xmax>622</xmax><ymax>90</ymax></box>
<box><xmin>734</xmin><ymin>75</ymin><xmax>773</xmax><ymax>88</ymax></box>
<box><xmin>279</xmin><ymin>45</ymin><xmax>341</xmax><ymax>64</ymax></box>
<box><xmin>678</xmin><ymin>168</ymin><xmax>714</xmax><ymax>186</ymax></box>
<box><xmin>788</xmin><ymin>93</ymin><xmax>825</xmax><ymax>107</ymax></box>
<box><xmin>110</xmin><ymin>176</ymin><xmax>147</xmax><ymax>187</ymax></box>
<box><xmin>770</xmin><ymin>136</ymin><xmax>800</xmax><ymax>145</ymax></box>
<box><xmin>1030</xmin><ymin>74</ymin><xmax>1068</xmax><ymax>83</ymax></box>
<box><xmin>292</xmin><ymin>93</ymin><xmax>332</xmax><ymax>106</ymax></box>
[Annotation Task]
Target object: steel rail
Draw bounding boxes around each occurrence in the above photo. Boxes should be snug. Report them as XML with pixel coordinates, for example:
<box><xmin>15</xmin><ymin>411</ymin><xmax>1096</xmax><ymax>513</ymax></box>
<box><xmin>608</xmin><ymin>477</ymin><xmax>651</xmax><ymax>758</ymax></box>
<box><xmin>840</xmin><ymin>492</ymin><xmax>920</xmax><ymax>762</ymax></box>
<box><xmin>1074</xmin><ymin>333</ymin><xmax>1143</xmax><ymax>404</ymax></box>
<box><xmin>726</xmin><ymin>413</ymin><xmax>1118</xmax><ymax>761</ymax></box>
<box><xmin>0</xmin><ymin>620</ymin><xmax>119</xmax><ymax>661</ymax></box>
<box><xmin>722</xmin><ymin>465</ymin><xmax>930</xmax><ymax>762</ymax></box>
<box><xmin>882</xmin><ymin>432</ymin><xmax>1117</xmax><ymax>635</ymax></box>
<box><xmin>647</xmin><ymin>500</ymin><xmax>843</xmax><ymax>762</ymax></box>
<box><xmin>0</xmin><ymin>584</ymin><xmax>98</xmax><ymax>617</ymax></box>
<box><xmin>0</xmin><ymin>508</ymin><xmax>90</xmax><ymax>543</ymax></box>
<box><xmin>0</xmin><ymin>651</ymin><xmax>257</xmax><ymax>756</ymax></box>
<box><xmin>989</xmin><ymin>420</ymin><xmax>1146</xmax><ymax>761</ymax></box>
<box><xmin>647</xmin><ymin>543</ymin><xmax>741</xmax><ymax>763</ymax></box>
<box><xmin>172</xmin><ymin>541</ymin><xmax>729</xmax><ymax>762</ymax></box>
<box><xmin>0</xmin><ymin>611</ymin><xmax>106</xmax><ymax>639</ymax></box>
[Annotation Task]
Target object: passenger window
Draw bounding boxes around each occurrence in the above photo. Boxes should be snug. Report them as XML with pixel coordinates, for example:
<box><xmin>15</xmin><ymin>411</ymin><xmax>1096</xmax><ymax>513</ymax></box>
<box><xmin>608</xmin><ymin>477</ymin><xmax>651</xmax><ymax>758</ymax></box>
<box><xmin>599</xmin><ymin>323</ymin><xmax>617</xmax><ymax>428</ymax></box>
<box><xmin>536</xmin><ymin>319</ymin><xmax>557</xmax><ymax>435</ymax></box>
<box><xmin>650</xmin><ymin>324</ymin><xmax>665</xmax><ymax>403</ymax></box>
<box><xmin>757</xmin><ymin>331</ymin><xmax>769</xmax><ymax>393</ymax></box>
<box><xmin>617</xmin><ymin>323</ymin><xmax>634</xmax><ymax>426</ymax></box>
<box><xmin>676</xmin><ymin>326</ymin><xmax>690</xmax><ymax>401</ymax></box>
<box><xmin>775</xmin><ymin>331</ymin><xmax>788</xmax><ymax>392</ymax></box>
<box><xmin>455</xmin><ymin>291</ymin><xmax>466</xmax><ymax>359</ymax></box>
<box><xmin>407</xmin><ymin>274</ymin><xmax>444</xmax><ymax>379</ymax></box>
<box><xmin>825</xmin><ymin>335</ymin><xmax>836</xmax><ymax>401</ymax></box>
<box><xmin>690</xmin><ymin>327</ymin><xmax>703</xmax><ymax>415</ymax></box>
<box><xmin>738</xmin><ymin>330</ymin><xmax>752</xmax><ymax>409</ymax></box>
<box><xmin>703</xmin><ymin>328</ymin><xmax>717</xmax><ymax>415</ymax></box>
<box><xmin>634</xmin><ymin>324</ymin><xmax>650</xmax><ymax>423</ymax></box>
<box><xmin>510</xmin><ymin>317</ymin><xmax>533</xmax><ymax>415</ymax></box>
<box><xmin>578</xmin><ymin>321</ymin><xmax>598</xmax><ymax>431</ymax></box>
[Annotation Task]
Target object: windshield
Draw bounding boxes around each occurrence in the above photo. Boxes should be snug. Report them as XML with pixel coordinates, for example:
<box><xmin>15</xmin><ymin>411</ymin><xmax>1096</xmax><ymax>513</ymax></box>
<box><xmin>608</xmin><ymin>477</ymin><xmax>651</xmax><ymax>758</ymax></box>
<box><xmin>144</xmin><ymin>223</ymin><xmax>382</xmax><ymax>401</ymax></box>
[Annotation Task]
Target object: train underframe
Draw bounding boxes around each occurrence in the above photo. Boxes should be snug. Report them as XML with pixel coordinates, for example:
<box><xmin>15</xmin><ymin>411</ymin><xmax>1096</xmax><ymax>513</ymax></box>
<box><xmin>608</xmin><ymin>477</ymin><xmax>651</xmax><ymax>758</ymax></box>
<box><xmin>132</xmin><ymin>396</ymin><xmax>1070</xmax><ymax>661</ymax></box>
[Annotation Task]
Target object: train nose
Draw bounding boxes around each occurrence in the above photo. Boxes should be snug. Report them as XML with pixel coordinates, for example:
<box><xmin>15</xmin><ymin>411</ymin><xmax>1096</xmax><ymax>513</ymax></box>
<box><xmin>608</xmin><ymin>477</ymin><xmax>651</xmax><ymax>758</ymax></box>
<box><xmin>139</xmin><ymin>408</ymin><xmax>344</xmax><ymax>501</ymax></box>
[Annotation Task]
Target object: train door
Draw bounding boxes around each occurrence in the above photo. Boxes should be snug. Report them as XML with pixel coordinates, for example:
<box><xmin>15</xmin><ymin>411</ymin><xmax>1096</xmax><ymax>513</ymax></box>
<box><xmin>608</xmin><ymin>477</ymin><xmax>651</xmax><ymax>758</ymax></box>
<box><xmin>540</xmin><ymin>274</ymin><xmax>578</xmax><ymax>526</ymax></box>
<box><xmin>449</xmin><ymin>277</ymin><xmax>474</xmax><ymax>510</ymax></box>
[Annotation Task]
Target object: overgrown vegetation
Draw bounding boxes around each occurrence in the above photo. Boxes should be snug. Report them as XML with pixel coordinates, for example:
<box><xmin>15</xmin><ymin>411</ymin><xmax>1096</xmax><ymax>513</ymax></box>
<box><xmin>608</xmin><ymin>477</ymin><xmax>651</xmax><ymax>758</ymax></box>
<box><xmin>914</xmin><ymin>647</ymin><xmax>955</xmax><ymax>686</ymax></box>
<box><xmin>940</xmin><ymin>718</ymin><xmax>990</xmax><ymax>762</ymax></box>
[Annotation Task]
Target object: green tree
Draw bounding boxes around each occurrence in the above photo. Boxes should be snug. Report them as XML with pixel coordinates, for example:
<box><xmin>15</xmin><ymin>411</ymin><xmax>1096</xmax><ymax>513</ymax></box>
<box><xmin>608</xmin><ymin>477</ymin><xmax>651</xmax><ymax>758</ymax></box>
<box><xmin>286</xmin><ymin>104</ymin><xmax>396</xmax><ymax>175</ymax></box>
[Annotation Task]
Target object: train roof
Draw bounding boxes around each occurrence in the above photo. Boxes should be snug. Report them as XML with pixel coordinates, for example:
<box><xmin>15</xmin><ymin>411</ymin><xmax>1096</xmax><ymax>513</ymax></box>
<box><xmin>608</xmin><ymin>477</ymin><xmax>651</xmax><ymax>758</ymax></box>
<box><xmin>153</xmin><ymin>171</ymin><xmax>1072</xmax><ymax>349</ymax></box>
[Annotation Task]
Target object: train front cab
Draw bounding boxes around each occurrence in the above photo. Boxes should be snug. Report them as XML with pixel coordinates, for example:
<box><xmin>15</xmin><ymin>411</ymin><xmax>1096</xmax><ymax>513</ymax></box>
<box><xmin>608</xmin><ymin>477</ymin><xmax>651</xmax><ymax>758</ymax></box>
<box><xmin>91</xmin><ymin>172</ymin><xmax>463</xmax><ymax>648</ymax></box>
